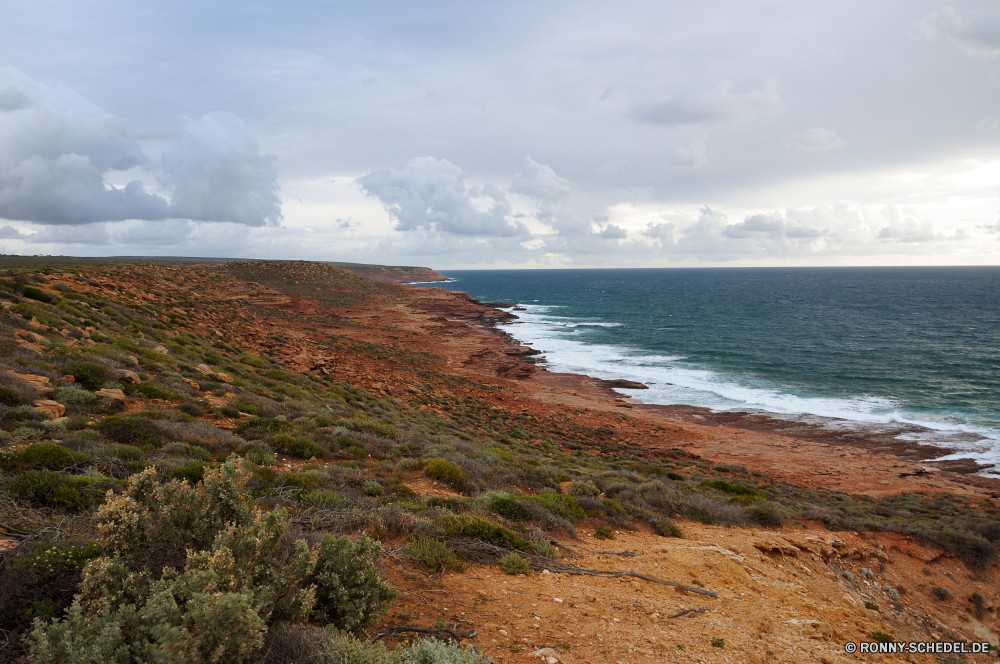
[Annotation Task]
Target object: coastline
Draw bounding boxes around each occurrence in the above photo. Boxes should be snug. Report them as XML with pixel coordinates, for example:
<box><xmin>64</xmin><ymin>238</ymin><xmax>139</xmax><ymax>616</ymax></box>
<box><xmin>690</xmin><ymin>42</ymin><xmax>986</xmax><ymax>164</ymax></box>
<box><xmin>405</xmin><ymin>286</ymin><xmax>1000</xmax><ymax>498</ymax></box>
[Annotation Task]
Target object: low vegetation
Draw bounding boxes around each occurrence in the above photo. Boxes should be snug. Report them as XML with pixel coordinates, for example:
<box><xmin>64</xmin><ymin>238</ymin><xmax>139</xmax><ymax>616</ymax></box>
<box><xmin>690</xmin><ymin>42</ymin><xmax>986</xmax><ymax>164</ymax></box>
<box><xmin>0</xmin><ymin>260</ymin><xmax>998</xmax><ymax>663</ymax></box>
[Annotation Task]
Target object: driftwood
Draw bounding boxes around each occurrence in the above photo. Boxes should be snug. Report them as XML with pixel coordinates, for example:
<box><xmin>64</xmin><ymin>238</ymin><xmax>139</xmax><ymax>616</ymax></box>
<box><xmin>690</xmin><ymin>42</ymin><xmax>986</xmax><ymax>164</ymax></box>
<box><xmin>449</xmin><ymin>538</ymin><xmax>719</xmax><ymax>598</ymax></box>
<box><xmin>371</xmin><ymin>625</ymin><xmax>477</xmax><ymax>643</ymax></box>
<box><xmin>664</xmin><ymin>607</ymin><xmax>709</xmax><ymax>619</ymax></box>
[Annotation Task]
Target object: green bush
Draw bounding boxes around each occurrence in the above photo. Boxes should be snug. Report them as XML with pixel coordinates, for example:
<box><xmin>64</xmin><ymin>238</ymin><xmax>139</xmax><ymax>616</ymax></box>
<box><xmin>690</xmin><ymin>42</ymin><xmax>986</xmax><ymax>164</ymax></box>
<box><xmin>310</xmin><ymin>534</ymin><xmax>397</xmax><ymax>633</ymax></box>
<box><xmin>237</xmin><ymin>416</ymin><xmax>294</xmax><ymax>436</ymax></box>
<box><xmin>95</xmin><ymin>416</ymin><xmax>166</xmax><ymax>448</ymax></box>
<box><xmin>865</xmin><ymin>601</ymin><xmax>881</xmax><ymax>612</ymax></box>
<box><xmin>240</xmin><ymin>441</ymin><xmax>277</xmax><ymax>466</ymax></box>
<box><xmin>273</xmin><ymin>434</ymin><xmax>328</xmax><ymax>459</ymax></box>
<box><xmin>239</xmin><ymin>353</ymin><xmax>266</xmax><ymax>368</ymax></box>
<box><xmin>594</xmin><ymin>527</ymin><xmax>615</xmax><ymax>540</ymax></box>
<box><xmin>530</xmin><ymin>493</ymin><xmax>585</xmax><ymax>522</ymax></box>
<box><xmin>666</xmin><ymin>471</ymin><xmax>685</xmax><ymax>481</ymax></box>
<box><xmin>7</xmin><ymin>471</ymin><xmax>116</xmax><ymax>511</ymax></box>
<box><xmin>654</xmin><ymin>518</ymin><xmax>683</xmax><ymax>538</ymax></box>
<box><xmin>21</xmin><ymin>286</ymin><xmax>54</xmax><ymax>303</ymax></box>
<box><xmin>500</xmin><ymin>552</ymin><xmax>531</xmax><ymax>575</ymax></box>
<box><xmin>532</xmin><ymin>538</ymin><xmax>557</xmax><ymax>559</ymax></box>
<box><xmin>871</xmin><ymin>631</ymin><xmax>894</xmax><ymax>643</ymax></box>
<box><xmin>700</xmin><ymin>480</ymin><xmax>764</xmax><ymax>498</ymax></box>
<box><xmin>405</xmin><ymin>536</ymin><xmax>461</xmax><ymax>573</ymax></box>
<box><xmin>565</xmin><ymin>480</ymin><xmax>599</xmax><ymax>498</ymax></box>
<box><xmin>483</xmin><ymin>492</ymin><xmax>532</xmax><ymax>521</ymax></box>
<box><xmin>66</xmin><ymin>360</ymin><xmax>107</xmax><ymax>390</ymax></box>
<box><xmin>54</xmin><ymin>387</ymin><xmax>96</xmax><ymax>406</ymax></box>
<box><xmin>299</xmin><ymin>490</ymin><xmax>348</xmax><ymax>508</ymax></box>
<box><xmin>362</xmin><ymin>480</ymin><xmax>385</xmax><ymax>497</ymax></box>
<box><xmin>438</xmin><ymin>514</ymin><xmax>532</xmax><ymax>551</ymax></box>
<box><xmin>320</xmin><ymin>630</ymin><xmax>491</xmax><ymax>664</ymax></box>
<box><xmin>2</xmin><ymin>442</ymin><xmax>84</xmax><ymax>471</ymax></box>
<box><xmin>0</xmin><ymin>385</ymin><xmax>25</xmax><ymax>405</ymax></box>
<box><xmin>123</xmin><ymin>383</ymin><xmax>179</xmax><ymax>401</ymax></box>
<box><xmin>165</xmin><ymin>461</ymin><xmax>207</xmax><ymax>483</ymax></box>
<box><xmin>933</xmin><ymin>586</ymin><xmax>953</xmax><ymax>601</ymax></box>
<box><xmin>424</xmin><ymin>457</ymin><xmax>465</xmax><ymax>485</ymax></box>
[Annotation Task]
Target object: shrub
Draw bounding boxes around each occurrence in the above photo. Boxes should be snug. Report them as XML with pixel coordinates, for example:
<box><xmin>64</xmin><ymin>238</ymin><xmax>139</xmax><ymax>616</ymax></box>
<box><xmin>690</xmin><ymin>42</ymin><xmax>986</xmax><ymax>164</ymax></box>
<box><xmin>532</xmin><ymin>538</ymin><xmax>557</xmax><ymax>559</ymax></box>
<box><xmin>165</xmin><ymin>460</ymin><xmax>207</xmax><ymax>483</ymax></box>
<box><xmin>299</xmin><ymin>490</ymin><xmax>348</xmax><ymax>508</ymax></box>
<box><xmin>0</xmin><ymin>384</ymin><xmax>24</xmax><ymax>405</ymax></box>
<box><xmin>28</xmin><ymin>459</ymin><xmax>331</xmax><ymax>663</ymax></box>
<box><xmin>438</xmin><ymin>514</ymin><xmax>532</xmax><ymax>551</ymax></box>
<box><xmin>310</xmin><ymin>534</ymin><xmax>397</xmax><ymax>633</ymax></box>
<box><xmin>666</xmin><ymin>471</ymin><xmax>685</xmax><ymax>481</ymax></box>
<box><xmin>500</xmin><ymin>552</ymin><xmax>531</xmax><ymax>575</ymax></box>
<box><xmin>565</xmin><ymin>480</ymin><xmax>600</xmax><ymax>498</ymax></box>
<box><xmin>239</xmin><ymin>353</ymin><xmax>266</xmax><ymax>368</ymax></box>
<box><xmin>124</xmin><ymin>383</ymin><xmax>179</xmax><ymax>400</ymax></box>
<box><xmin>744</xmin><ymin>500</ymin><xmax>785</xmax><ymax>526</ymax></box>
<box><xmin>710</xmin><ymin>636</ymin><xmax>725</xmax><ymax>648</ymax></box>
<box><xmin>972</xmin><ymin>592</ymin><xmax>987</xmax><ymax>619</ymax></box>
<box><xmin>530</xmin><ymin>493</ymin><xmax>585</xmax><ymax>522</ymax></box>
<box><xmin>2</xmin><ymin>442</ymin><xmax>83</xmax><ymax>471</ymax></box>
<box><xmin>594</xmin><ymin>527</ymin><xmax>615</xmax><ymax>540</ymax></box>
<box><xmin>21</xmin><ymin>286</ymin><xmax>54</xmax><ymax>303</ymax></box>
<box><xmin>238</xmin><ymin>416</ymin><xmax>294</xmax><ymax>436</ymax></box>
<box><xmin>362</xmin><ymin>480</ymin><xmax>385</xmax><ymax>497</ymax></box>
<box><xmin>424</xmin><ymin>457</ymin><xmax>466</xmax><ymax>485</ymax></box>
<box><xmin>405</xmin><ymin>536</ymin><xmax>461</xmax><ymax>573</ymax></box>
<box><xmin>66</xmin><ymin>360</ymin><xmax>107</xmax><ymax>390</ymax></box>
<box><xmin>483</xmin><ymin>492</ymin><xmax>532</xmax><ymax>521</ymax></box>
<box><xmin>277</xmin><ymin>436</ymin><xmax>328</xmax><ymax>459</ymax></box>
<box><xmin>865</xmin><ymin>601</ymin><xmax>881</xmax><ymax>612</ymax></box>
<box><xmin>54</xmin><ymin>387</ymin><xmax>96</xmax><ymax>405</ymax></box>
<box><xmin>397</xmin><ymin>458</ymin><xmax>425</xmax><ymax>471</ymax></box>
<box><xmin>870</xmin><ymin>631</ymin><xmax>894</xmax><ymax>643</ymax></box>
<box><xmin>95</xmin><ymin>415</ymin><xmax>166</xmax><ymax>448</ymax></box>
<box><xmin>6</xmin><ymin>471</ymin><xmax>116</xmax><ymax>511</ymax></box>
<box><xmin>654</xmin><ymin>518</ymin><xmax>683</xmax><ymax>538</ymax></box>
<box><xmin>700</xmin><ymin>480</ymin><xmax>764</xmax><ymax>498</ymax></box>
<box><xmin>319</xmin><ymin>630</ymin><xmax>491</xmax><ymax>664</ymax></box>
<box><xmin>240</xmin><ymin>441</ymin><xmax>277</xmax><ymax>466</ymax></box>
<box><xmin>933</xmin><ymin>586</ymin><xmax>953</xmax><ymax>601</ymax></box>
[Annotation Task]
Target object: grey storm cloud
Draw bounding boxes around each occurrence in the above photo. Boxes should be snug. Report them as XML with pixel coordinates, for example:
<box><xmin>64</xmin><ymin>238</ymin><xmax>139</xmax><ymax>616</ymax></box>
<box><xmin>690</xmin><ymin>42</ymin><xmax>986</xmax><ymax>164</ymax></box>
<box><xmin>918</xmin><ymin>5</ymin><xmax>1000</xmax><ymax>59</ymax></box>
<box><xmin>0</xmin><ymin>68</ymin><xmax>280</xmax><ymax>226</ymax></box>
<box><xmin>633</xmin><ymin>79</ymin><xmax>783</xmax><ymax>126</ymax></box>
<box><xmin>357</xmin><ymin>157</ymin><xmax>527</xmax><ymax>236</ymax></box>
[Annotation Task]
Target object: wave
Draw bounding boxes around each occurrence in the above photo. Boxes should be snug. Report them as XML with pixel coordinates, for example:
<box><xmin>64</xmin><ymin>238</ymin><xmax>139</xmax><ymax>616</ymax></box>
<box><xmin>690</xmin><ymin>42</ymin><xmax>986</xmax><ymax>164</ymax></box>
<box><xmin>500</xmin><ymin>305</ymin><xmax>1000</xmax><ymax>470</ymax></box>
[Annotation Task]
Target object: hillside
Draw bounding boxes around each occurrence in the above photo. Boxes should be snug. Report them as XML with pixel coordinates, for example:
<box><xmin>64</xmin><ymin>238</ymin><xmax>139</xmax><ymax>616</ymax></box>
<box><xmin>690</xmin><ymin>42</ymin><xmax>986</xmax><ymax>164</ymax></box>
<box><xmin>0</xmin><ymin>258</ymin><xmax>997</xmax><ymax>664</ymax></box>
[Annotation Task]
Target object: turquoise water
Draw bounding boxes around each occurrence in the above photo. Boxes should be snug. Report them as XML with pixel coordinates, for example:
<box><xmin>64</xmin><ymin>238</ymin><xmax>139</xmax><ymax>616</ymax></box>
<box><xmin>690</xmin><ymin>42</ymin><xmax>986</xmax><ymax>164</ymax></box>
<box><xmin>417</xmin><ymin>267</ymin><xmax>1000</xmax><ymax>472</ymax></box>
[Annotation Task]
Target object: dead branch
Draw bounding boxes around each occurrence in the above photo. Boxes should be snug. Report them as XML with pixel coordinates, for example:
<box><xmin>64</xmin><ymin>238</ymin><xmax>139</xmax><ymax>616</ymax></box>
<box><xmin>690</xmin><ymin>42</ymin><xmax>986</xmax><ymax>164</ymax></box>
<box><xmin>664</xmin><ymin>607</ymin><xmax>709</xmax><ymax>619</ymax></box>
<box><xmin>371</xmin><ymin>625</ymin><xmax>477</xmax><ymax>643</ymax></box>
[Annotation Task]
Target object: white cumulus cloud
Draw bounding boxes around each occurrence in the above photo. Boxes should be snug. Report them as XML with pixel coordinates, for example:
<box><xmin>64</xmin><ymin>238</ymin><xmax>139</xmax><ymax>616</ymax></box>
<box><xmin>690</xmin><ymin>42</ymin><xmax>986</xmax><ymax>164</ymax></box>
<box><xmin>357</xmin><ymin>157</ymin><xmax>527</xmax><ymax>236</ymax></box>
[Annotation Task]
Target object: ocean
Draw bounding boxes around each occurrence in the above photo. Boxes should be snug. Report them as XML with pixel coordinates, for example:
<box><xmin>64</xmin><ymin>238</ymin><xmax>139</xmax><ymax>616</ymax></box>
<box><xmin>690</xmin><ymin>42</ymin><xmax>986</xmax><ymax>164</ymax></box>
<box><xmin>415</xmin><ymin>267</ymin><xmax>1000</xmax><ymax>475</ymax></box>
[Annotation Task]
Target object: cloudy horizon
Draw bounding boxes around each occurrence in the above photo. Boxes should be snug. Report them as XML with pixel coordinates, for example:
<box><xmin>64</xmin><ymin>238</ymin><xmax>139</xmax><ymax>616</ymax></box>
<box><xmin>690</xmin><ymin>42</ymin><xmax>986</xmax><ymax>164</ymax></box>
<box><xmin>0</xmin><ymin>1</ymin><xmax>998</xmax><ymax>268</ymax></box>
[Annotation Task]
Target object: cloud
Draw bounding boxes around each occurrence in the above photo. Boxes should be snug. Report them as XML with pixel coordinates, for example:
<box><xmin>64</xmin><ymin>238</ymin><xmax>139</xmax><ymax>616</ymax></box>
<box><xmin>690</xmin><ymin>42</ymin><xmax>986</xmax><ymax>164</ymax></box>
<box><xmin>784</xmin><ymin>128</ymin><xmax>846</xmax><ymax>152</ymax></box>
<box><xmin>0</xmin><ymin>68</ymin><xmax>280</xmax><ymax>226</ymax></box>
<box><xmin>596</xmin><ymin>224</ymin><xmax>627</xmax><ymax>239</ymax></box>
<box><xmin>668</xmin><ymin>134</ymin><xmax>708</xmax><ymax>168</ymax></box>
<box><xmin>509</xmin><ymin>156</ymin><xmax>572</xmax><ymax>203</ymax></box>
<box><xmin>917</xmin><ymin>6</ymin><xmax>1000</xmax><ymax>59</ymax></box>
<box><xmin>357</xmin><ymin>156</ymin><xmax>527</xmax><ymax>236</ymax></box>
<box><xmin>160</xmin><ymin>112</ymin><xmax>281</xmax><ymax>226</ymax></box>
<box><xmin>633</xmin><ymin>78</ymin><xmax>782</xmax><ymax>126</ymax></box>
<box><xmin>722</xmin><ymin>212</ymin><xmax>826</xmax><ymax>239</ymax></box>
<box><xmin>0</xmin><ymin>224</ymin><xmax>26</xmax><ymax>238</ymax></box>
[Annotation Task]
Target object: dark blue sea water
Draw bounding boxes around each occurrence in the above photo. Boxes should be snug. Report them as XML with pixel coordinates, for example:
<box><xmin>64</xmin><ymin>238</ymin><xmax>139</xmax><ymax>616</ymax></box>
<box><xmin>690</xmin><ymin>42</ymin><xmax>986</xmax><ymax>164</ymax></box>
<box><xmin>415</xmin><ymin>267</ymin><xmax>1000</xmax><ymax>473</ymax></box>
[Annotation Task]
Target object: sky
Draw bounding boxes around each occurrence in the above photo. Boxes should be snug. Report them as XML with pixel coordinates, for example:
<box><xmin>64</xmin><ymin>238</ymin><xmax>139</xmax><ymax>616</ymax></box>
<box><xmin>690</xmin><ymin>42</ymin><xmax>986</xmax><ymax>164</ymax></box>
<box><xmin>0</xmin><ymin>1</ymin><xmax>998</xmax><ymax>268</ymax></box>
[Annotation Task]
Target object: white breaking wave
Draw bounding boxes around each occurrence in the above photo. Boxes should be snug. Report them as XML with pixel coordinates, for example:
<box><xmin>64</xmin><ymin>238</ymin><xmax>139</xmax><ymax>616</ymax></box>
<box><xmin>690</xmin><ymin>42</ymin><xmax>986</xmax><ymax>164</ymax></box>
<box><xmin>499</xmin><ymin>304</ymin><xmax>1000</xmax><ymax>472</ymax></box>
